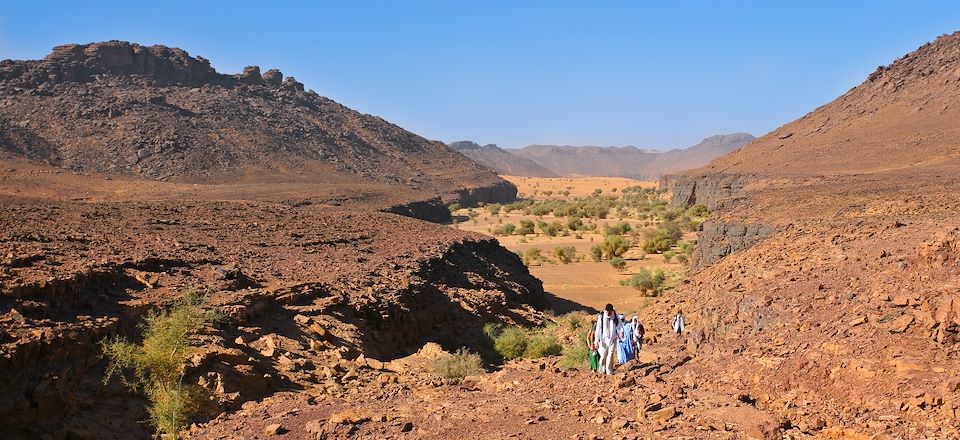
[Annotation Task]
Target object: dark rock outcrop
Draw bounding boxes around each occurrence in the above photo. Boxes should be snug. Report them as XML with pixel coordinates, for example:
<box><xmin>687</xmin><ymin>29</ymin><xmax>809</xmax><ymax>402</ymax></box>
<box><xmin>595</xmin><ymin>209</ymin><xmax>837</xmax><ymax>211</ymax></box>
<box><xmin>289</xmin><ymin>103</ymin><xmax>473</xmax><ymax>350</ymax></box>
<box><xmin>691</xmin><ymin>220</ymin><xmax>775</xmax><ymax>269</ymax></box>
<box><xmin>660</xmin><ymin>173</ymin><xmax>748</xmax><ymax>210</ymax></box>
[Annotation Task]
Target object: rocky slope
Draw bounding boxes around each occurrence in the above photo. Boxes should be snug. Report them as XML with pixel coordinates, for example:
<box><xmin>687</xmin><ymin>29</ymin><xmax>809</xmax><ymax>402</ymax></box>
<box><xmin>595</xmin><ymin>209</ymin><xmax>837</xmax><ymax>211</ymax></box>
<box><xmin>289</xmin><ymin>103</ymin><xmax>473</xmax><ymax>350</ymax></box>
<box><xmin>655</xmin><ymin>31</ymin><xmax>960</xmax><ymax>438</ymax></box>
<box><xmin>0</xmin><ymin>167</ymin><xmax>546</xmax><ymax>438</ymax></box>
<box><xmin>449</xmin><ymin>140</ymin><xmax>558</xmax><ymax>177</ymax></box>
<box><xmin>509</xmin><ymin>133</ymin><xmax>754</xmax><ymax>179</ymax></box>
<box><xmin>0</xmin><ymin>41</ymin><xmax>515</xmax><ymax>206</ymax></box>
<box><xmin>0</xmin><ymin>42</ymin><xmax>544</xmax><ymax>439</ymax></box>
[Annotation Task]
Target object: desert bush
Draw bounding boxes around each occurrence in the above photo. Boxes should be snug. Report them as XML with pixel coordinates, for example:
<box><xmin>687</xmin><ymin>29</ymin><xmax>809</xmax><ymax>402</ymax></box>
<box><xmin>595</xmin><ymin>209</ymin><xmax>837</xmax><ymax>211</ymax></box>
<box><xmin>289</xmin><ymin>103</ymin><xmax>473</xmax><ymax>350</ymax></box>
<box><xmin>601</xmin><ymin>234</ymin><xmax>630</xmax><ymax>259</ymax></box>
<box><xmin>619</xmin><ymin>268</ymin><xmax>666</xmax><ymax>295</ymax></box>
<box><xmin>431</xmin><ymin>348</ymin><xmax>484</xmax><ymax>380</ymax></box>
<box><xmin>447</xmin><ymin>203</ymin><xmax>461</xmax><ymax>213</ymax></box>
<box><xmin>494</xmin><ymin>326</ymin><xmax>529</xmax><ymax>360</ymax></box>
<box><xmin>603</xmin><ymin>221</ymin><xmax>632</xmax><ymax>236</ymax></box>
<box><xmin>642</xmin><ymin>225</ymin><xmax>681</xmax><ymax>254</ymax></box>
<box><xmin>559</xmin><ymin>335</ymin><xmax>590</xmax><ymax>370</ymax></box>
<box><xmin>486</xmin><ymin>203</ymin><xmax>502</xmax><ymax>216</ymax></box>
<box><xmin>676</xmin><ymin>254</ymin><xmax>689</xmax><ymax>265</ymax></box>
<box><xmin>517</xmin><ymin>220</ymin><xmax>535</xmax><ymax>235</ymax></box>
<box><xmin>687</xmin><ymin>204</ymin><xmax>709</xmax><ymax>217</ymax></box>
<box><xmin>610</xmin><ymin>256</ymin><xmax>626</xmax><ymax>271</ymax></box>
<box><xmin>590</xmin><ymin>244</ymin><xmax>603</xmax><ymax>262</ymax></box>
<box><xmin>567</xmin><ymin>216</ymin><xmax>584</xmax><ymax>231</ymax></box>
<box><xmin>491</xmin><ymin>223</ymin><xmax>516</xmax><ymax>236</ymax></box>
<box><xmin>678</xmin><ymin>240</ymin><xmax>696</xmax><ymax>256</ymax></box>
<box><xmin>524</xmin><ymin>330</ymin><xmax>561</xmax><ymax>358</ymax></box>
<box><xmin>553</xmin><ymin>246</ymin><xmax>577</xmax><ymax>264</ymax></box>
<box><xmin>102</xmin><ymin>291</ymin><xmax>213</xmax><ymax>439</ymax></box>
<box><xmin>522</xmin><ymin>247</ymin><xmax>544</xmax><ymax>266</ymax></box>
<box><xmin>540</xmin><ymin>221</ymin><xmax>560</xmax><ymax>237</ymax></box>
<box><xmin>663</xmin><ymin>250</ymin><xmax>675</xmax><ymax>263</ymax></box>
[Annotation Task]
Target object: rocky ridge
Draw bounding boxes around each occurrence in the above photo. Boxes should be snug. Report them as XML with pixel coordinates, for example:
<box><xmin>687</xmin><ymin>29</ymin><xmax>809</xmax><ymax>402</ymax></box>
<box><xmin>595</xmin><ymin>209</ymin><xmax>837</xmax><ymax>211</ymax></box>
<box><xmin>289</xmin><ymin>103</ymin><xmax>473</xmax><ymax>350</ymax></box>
<box><xmin>0</xmin><ymin>41</ymin><xmax>515</xmax><ymax>206</ymax></box>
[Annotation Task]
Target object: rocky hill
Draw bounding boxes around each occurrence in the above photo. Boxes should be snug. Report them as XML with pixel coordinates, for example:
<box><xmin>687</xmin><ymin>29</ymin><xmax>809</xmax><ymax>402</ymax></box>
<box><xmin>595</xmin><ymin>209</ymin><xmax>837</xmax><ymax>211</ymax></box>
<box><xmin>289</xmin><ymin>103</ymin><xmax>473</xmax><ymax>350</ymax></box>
<box><xmin>509</xmin><ymin>133</ymin><xmax>754</xmax><ymax>179</ymax></box>
<box><xmin>0</xmin><ymin>43</ymin><xmax>544</xmax><ymax>439</ymax></box>
<box><xmin>0</xmin><ymin>41</ymin><xmax>515</xmax><ymax>206</ymax></box>
<box><xmin>656</xmin><ymin>31</ymin><xmax>960</xmax><ymax>438</ymax></box>
<box><xmin>449</xmin><ymin>140</ymin><xmax>558</xmax><ymax>177</ymax></box>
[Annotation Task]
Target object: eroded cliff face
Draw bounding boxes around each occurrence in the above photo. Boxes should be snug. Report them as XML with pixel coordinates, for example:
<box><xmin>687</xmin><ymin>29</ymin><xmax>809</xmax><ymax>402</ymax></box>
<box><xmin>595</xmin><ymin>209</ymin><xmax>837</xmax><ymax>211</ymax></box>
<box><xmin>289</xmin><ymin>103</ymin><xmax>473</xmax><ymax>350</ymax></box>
<box><xmin>691</xmin><ymin>221</ymin><xmax>775</xmax><ymax>269</ymax></box>
<box><xmin>661</xmin><ymin>173</ymin><xmax>774</xmax><ymax>270</ymax></box>
<box><xmin>660</xmin><ymin>173</ymin><xmax>748</xmax><ymax>211</ymax></box>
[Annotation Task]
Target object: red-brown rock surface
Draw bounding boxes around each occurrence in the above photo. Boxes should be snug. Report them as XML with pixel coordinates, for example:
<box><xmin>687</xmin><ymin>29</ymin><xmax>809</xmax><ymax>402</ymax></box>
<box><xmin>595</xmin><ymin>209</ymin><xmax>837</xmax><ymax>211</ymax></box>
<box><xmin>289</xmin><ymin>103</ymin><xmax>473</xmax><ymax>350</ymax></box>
<box><xmin>654</xmin><ymin>31</ymin><xmax>960</xmax><ymax>438</ymax></box>
<box><xmin>0</xmin><ymin>41</ymin><xmax>515</xmax><ymax>206</ymax></box>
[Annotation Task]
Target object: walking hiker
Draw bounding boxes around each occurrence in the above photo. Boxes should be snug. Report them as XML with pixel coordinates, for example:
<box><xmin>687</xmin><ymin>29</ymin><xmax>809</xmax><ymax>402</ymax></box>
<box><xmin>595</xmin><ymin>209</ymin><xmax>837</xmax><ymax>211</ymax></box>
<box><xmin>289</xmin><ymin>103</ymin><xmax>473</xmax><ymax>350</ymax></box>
<box><xmin>672</xmin><ymin>309</ymin><xmax>685</xmax><ymax>336</ymax></box>
<box><xmin>587</xmin><ymin>327</ymin><xmax>599</xmax><ymax>372</ymax></box>
<box><xmin>593</xmin><ymin>304</ymin><xmax>622</xmax><ymax>375</ymax></box>
<box><xmin>632</xmin><ymin>316</ymin><xmax>644</xmax><ymax>354</ymax></box>
<box><xmin>617</xmin><ymin>315</ymin><xmax>638</xmax><ymax>364</ymax></box>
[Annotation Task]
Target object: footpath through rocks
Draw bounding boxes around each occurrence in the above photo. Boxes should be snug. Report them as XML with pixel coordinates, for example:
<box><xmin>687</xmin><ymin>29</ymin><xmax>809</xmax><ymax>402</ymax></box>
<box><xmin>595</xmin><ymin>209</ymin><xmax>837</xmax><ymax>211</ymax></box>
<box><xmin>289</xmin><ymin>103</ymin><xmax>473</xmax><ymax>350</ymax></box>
<box><xmin>193</xmin><ymin>343</ymin><xmax>786</xmax><ymax>440</ymax></box>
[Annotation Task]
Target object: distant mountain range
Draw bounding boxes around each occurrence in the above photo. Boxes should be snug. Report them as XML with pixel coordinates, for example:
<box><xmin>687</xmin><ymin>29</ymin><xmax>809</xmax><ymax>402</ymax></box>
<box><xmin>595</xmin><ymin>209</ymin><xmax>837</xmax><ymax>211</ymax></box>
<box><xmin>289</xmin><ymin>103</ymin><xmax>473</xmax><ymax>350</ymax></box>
<box><xmin>449</xmin><ymin>133</ymin><xmax>755</xmax><ymax>179</ymax></box>
<box><xmin>448</xmin><ymin>141</ymin><xmax>559</xmax><ymax>177</ymax></box>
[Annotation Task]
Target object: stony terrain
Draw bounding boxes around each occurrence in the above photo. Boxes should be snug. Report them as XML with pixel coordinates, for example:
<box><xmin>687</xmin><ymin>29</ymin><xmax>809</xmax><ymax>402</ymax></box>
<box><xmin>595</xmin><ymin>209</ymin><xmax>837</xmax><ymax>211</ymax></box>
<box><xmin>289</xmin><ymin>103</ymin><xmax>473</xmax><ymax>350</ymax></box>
<box><xmin>654</xmin><ymin>31</ymin><xmax>960</xmax><ymax>438</ymax></box>
<box><xmin>0</xmin><ymin>42</ymin><xmax>542</xmax><ymax>439</ymax></box>
<box><xmin>187</xmin><ymin>31</ymin><xmax>960</xmax><ymax>440</ymax></box>
<box><xmin>4</xmin><ymin>30</ymin><xmax>960</xmax><ymax>440</ymax></box>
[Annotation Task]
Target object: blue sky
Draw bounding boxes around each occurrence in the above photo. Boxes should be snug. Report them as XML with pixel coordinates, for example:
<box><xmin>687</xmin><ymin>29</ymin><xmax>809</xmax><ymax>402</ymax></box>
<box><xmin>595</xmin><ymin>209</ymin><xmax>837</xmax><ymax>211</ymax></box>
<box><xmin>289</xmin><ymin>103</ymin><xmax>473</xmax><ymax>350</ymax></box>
<box><xmin>2</xmin><ymin>1</ymin><xmax>959</xmax><ymax>149</ymax></box>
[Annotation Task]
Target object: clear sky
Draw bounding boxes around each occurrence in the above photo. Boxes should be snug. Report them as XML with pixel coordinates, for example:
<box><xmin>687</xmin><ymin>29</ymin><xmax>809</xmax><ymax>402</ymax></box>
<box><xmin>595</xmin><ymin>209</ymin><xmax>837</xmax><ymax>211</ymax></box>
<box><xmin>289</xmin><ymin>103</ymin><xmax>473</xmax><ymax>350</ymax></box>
<box><xmin>2</xmin><ymin>1</ymin><xmax>959</xmax><ymax>149</ymax></box>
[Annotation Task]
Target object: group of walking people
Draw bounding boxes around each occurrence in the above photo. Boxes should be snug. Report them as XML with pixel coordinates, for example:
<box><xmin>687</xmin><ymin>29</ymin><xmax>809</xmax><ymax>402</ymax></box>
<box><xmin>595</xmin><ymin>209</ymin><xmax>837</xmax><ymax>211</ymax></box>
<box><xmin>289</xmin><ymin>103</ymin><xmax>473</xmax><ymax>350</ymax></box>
<box><xmin>587</xmin><ymin>303</ymin><xmax>685</xmax><ymax>375</ymax></box>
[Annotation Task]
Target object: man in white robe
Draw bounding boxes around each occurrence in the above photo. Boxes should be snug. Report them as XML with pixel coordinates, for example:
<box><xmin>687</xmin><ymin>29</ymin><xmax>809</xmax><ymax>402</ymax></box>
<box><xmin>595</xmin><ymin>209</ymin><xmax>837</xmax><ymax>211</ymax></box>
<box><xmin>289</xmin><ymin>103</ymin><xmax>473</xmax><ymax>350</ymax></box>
<box><xmin>593</xmin><ymin>303</ymin><xmax>621</xmax><ymax>375</ymax></box>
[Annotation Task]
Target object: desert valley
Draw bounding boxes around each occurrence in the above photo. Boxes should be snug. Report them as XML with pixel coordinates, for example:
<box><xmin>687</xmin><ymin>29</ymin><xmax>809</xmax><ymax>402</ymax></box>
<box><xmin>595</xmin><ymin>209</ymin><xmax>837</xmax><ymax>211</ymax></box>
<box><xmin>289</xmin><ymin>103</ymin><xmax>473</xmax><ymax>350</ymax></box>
<box><xmin>1</xmin><ymin>19</ymin><xmax>959</xmax><ymax>440</ymax></box>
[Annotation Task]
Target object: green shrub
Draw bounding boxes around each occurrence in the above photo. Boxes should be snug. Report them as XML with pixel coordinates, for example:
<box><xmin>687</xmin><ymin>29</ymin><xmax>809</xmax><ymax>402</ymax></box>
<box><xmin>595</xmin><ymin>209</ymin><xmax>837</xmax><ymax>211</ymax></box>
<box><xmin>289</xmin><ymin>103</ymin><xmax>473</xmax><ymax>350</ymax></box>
<box><xmin>590</xmin><ymin>244</ymin><xmax>603</xmax><ymax>262</ymax></box>
<box><xmin>642</xmin><ymin>224</ymin><xmax>681</xmax><ymax>254</ymax></box>
<box><xmin>431</xmin><ymin>348</ymin><xmax>484</xmax><ymax>380</ymax></box>
<box><xmin>486</xmin><ymin>203</ymin><xmax>502</xmax><ymax>216</ymax></box>
<box><xmin>102</xmin><ymin>291</ymin><xmax>213</xmax><ymax>439</ymax></box>
<box><xmin>448</xmin><ymin>203</ymin><xmax>461</xmax><ymax>213</ymax></box>
<box><xmin>491</xmin><ymin>223</ymin><xmax>516</xmax><ymax>236</ymax></box>
<box><xmin>687</xmin><ymin>204</ymin><xmax>709</xmax><ymax>217</ymax></box>
<box><xmin>567</xmin><ymin>216</ymin><xmax>584</xmax><ymax>231</ymax></box>
<box><xmin>601</xmin><ymin>234</ymin><xmax>630</xmax><ymax>259</ymax></box>
<box><xmin>663</xmin><ymin>250</ymin><xmax>675</xmax><ymax>263</ymax></box>
<box><xmin>619</xmin><ymin>268</ymin><xmax>666</xmax><ymax>295</ymax></box>
<box><xmin>524</xmin><ymin>331</ymin><xmax>561</xmax><ymax>358</ymax></box>
<box><xmin>522</xmin><ymin>247</ymin><xmax>544</xmax><ymax>266</ymax></box>
<box><xmin>603</xmin><ymin>221</ymin><xmax>632</xmax><ymax>236</ymax></box>
<box><xmin>676</xmin><ymin>254</ymin><xmax>689</xmax><ymax>265</ymax></box>
<box><xmin>517</xmin><ymin>220</ymin><xmax>535</xmax><ymax>235</ymax></box>
<box><xmin>610</xmin><ymin>256</ymin><xmax>626</xmax><ymax>271</ymax></box>
<box><xmin>553</xmin><ymin>246</ymin><xmax>577</xmax><ymax>264</ymax></box>
<box><xmin>494</xmin><ymin>326</ymin><xmax>529</xmax><ymax>360</ymax></box>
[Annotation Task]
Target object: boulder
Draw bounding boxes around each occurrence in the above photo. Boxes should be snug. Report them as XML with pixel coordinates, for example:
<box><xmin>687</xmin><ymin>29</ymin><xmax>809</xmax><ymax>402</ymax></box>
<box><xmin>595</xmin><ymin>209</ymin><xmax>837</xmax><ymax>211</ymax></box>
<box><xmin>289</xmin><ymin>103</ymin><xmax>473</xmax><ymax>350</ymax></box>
<box><xmin>889</xmin><ymin>314</ymin><xmax>915</xmax><ymax>333</ymax></box>
<box><xmin>262</xmin><ymin>69</ymin><xmax>283</xmax><ymax>86</ymax></box>
<box><xmin>239</xmin><ymin>66</ymin><xmax>263</xmax><ymax>84</ymax></box>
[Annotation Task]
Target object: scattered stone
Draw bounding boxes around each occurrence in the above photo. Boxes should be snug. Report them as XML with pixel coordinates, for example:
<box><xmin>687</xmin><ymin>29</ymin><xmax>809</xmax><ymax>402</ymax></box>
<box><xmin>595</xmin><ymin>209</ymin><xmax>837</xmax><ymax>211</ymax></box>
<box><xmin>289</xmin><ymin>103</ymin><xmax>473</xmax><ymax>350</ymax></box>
<box><xmin>263</xmin><ymin>423</ymin><xmax>285</xmax><ymax>435</ymax></box>
<box><xmin>646</xmin><ymin>405</ymin><xmax>676</xmax><ymax>423</ymax></box>
<box><xmin>889</xmin><ymin>314</ymin><xmax>915</xmax><ymax>333</ymax></box>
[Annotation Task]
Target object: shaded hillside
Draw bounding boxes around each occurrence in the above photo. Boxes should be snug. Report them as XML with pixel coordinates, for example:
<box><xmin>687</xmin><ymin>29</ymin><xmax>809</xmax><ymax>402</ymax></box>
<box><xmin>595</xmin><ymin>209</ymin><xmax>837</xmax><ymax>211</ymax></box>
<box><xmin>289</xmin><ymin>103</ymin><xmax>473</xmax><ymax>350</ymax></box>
<box><xmin>656</xmin><ymin>31</ymin><xmax>960</xmax><ymax>438</ymax></box>
<box><xmin>449</xmin><ymin>140</ymin><xmax>558</xmax><ymax>177</ymax></box>
<box><xmin>510</xmin><ymin>133</ymin><xmax>754</xmax><ymax>179</ymax></box>
<box><xmin>0</xmin><ymin>41</ymin><xmax>514</xmax><ymax>205</ymax></box>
